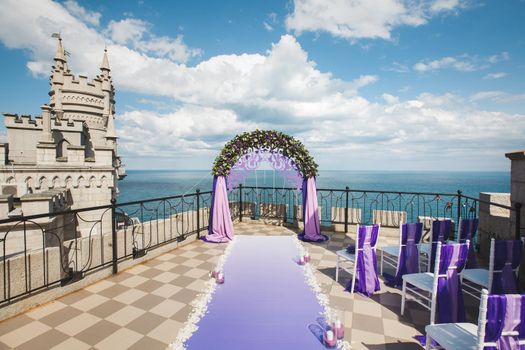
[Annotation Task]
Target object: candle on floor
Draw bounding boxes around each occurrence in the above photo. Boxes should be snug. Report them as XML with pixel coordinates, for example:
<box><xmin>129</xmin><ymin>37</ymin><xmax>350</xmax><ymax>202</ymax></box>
<box><xmin>298</xmin><ymin>256</ymin><xmax>305</xmax><ymax>265</ymax></box>
<box><xmin>324</xmin><ymin>330</ymin><xmax>336</xmax><ymax>348</ymax></box>
<box><xmin>304</xmin><ymin>253</ymin><xmax>310</xmax><ymax>262</ymax></box>
<box><xmin>334</xmin><ymin>319</ymin><xmax>344</xmax><ymax>339</ymax></box>
<box><xmin>216</xmin><ymin>272</ymin><xmax>224</xmax><ymax>284</ymax></box>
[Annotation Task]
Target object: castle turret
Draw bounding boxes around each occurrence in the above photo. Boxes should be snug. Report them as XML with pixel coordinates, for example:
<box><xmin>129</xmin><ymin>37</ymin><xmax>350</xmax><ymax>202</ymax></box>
<box><xmin>100</xmin><ymin>48</ymin><xmax>117</xmax><ymax>146</ymax></box>
<box><xmin>50</xmin><ymin>36</ymin><xmax>66</xmax><ymax>121</ymax></box>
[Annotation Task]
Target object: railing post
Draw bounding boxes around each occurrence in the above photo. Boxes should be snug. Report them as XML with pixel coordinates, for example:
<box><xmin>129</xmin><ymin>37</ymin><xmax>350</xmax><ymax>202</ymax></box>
<box><xmin>239</xmin><ymin>184</ymin><xmax>243</xmax><ymax>222</ymax></box>
<box><xmin>456</xmin><ymin>190</ymin><xmax>462</xmax><ymax>240</ymax></box>
<box><xmin>344</xmin><ymin>186</ymin><xmax>349</xmax><ymax>234</ymax></box>
<box><xmin>111</xmin><ymin>198</ymin><xmax>118</xmax><ymax>274</ymax></box>
<box><xmin>514</xmin><ymin>203</ymin><xmax>521</xmax><ymax>239</ymax></box>
<box><xmin>196</xmin><ymin>189</ymin><xmax>201</xmax><ymax>238</ymax></box>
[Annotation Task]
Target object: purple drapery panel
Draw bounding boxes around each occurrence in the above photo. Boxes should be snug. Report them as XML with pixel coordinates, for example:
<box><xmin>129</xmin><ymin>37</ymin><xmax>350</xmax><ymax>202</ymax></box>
<box><xmin>492</xmin><ymin>240</ymin><xmax>523</xmax><ymax>294</ymax></box>
<box><xmin>204</xmin><ymin>176</ymin><xmax>234</xmax><ymax>243</ymax></box>
<box><xmin>459</xmin><ymin>218</ymin><xmax>479</xmax><ymax>268</ymax></box>
<box><xmin>388</xmin><ymin>223</ymin><xmax>423</xmax><ymax>286</ymax></box>
<box><xmin>299</xmin><ymin>177</ymin><xmax>327</xmax><ymax>242</ymax></box>
<box><xmin>430</xmin><ymin>219</ymin><xmax>452</xmax><ymax>272</ymax></box>
<box><xmin>485</xmin><ymin>294</ymin><xmax>525</xmax><ymax>350</ymax></box>
<box><xmin>346</xmin><ymin>225</ymin><xmax>380</xmax><ymax>297</ymax></box>
<box><xmin>436</xmin><ymin>242</ymin><xmax>469</xmax><ymax>324</ymax></box>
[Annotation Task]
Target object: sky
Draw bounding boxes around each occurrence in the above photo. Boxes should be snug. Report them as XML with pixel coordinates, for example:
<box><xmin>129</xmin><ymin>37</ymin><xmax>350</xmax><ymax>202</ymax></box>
<box><xmin>0</xmin><ymin>0</ymin><xmax>523</xmax><ymax>171</ymax></box>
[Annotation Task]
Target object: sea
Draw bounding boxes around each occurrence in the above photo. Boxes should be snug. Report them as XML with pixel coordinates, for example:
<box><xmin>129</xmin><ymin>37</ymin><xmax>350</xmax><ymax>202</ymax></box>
<box><xmin>116</xmin><ymin>170</ymin><xmax>509</xmax><ymax>204</ymax></box>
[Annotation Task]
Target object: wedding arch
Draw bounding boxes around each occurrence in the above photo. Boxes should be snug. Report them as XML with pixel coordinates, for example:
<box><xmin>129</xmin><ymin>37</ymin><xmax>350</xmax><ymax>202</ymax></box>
<box><xmin>204</xmin><ymin>130</ymin><xmax>327</xmax><ymax>243</ymax></box>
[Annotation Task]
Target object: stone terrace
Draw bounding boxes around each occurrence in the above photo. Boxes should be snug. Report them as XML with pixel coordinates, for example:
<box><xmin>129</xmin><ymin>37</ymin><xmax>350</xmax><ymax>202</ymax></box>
<box><xmin>0</xmin><ymin>222</ymin><xmax>480</xmax><ymax>350</ymax></box>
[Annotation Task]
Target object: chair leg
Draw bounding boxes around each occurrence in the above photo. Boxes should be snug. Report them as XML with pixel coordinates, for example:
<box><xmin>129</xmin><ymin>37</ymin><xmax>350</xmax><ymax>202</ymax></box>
<box><xmin>335</xmin><ymin>256</ymin><xmax>339</xmax><ymax>282</ymax></box>
<box><xmin>425</xmin><ymin>334</ymin><xmax>432</xmax><ymax>350</ymax></box>
<box><xmin>401</xmin><ymin>279</ymin><xmax>406</xmax><ymax>316</ymax></box>
<box><xmin>350</xmin><ymin>272</ymin><xmax>355</xmax><ymax>294</ymax></box>
<box><xmin>380</xmin><ymin>250</ymin><xmax>384</xmax><ymax>276</ymax></box>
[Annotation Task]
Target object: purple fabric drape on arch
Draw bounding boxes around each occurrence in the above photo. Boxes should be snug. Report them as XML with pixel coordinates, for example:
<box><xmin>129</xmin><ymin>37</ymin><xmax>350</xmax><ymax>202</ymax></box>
<box><xmin>203</xmin><ymin>176</ymin><xmax>234</xmax><ymax>243</ymax></box>
<box><xmin>346</xmin><ymin>225</ymin><xmax>380</xmax><ymax>297</ymax></box>
<box><xmin>386</xmin><ymin>222</ymin><xmax>423</xmax><ymax>287</ymax></box>
<box><xmin>298</xmin><ymin>177</ymin><xmax>328</xmax><ymax>242</ymax></box>
<box><xmin>459</xmin><ymin>218</ymin><xmax>479</xmax><ymax>268</ymax></box>
<box><xmin>492</xmin><ymin>240</ymin><xmax>523</xmax><ymax>294</ymax></box>
<box><xmin>485</xmin><ymin>294</ymin><xmax>525</xmax><ymax>350</ymax></box>
<box><xmin>436</xmin><ymin>242</ymin><xmax>469</xmax><ymax>324</ymax></box>
<box><xmin>429</xmin><ymin>219</ymin><xmax>452</xmax><ymax>272</ymax></box>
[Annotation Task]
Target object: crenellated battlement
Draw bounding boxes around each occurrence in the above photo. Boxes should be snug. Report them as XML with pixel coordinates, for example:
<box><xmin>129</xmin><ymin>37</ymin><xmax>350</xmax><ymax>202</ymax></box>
<box><xmin>3</xmin><ymin>113</ymin><xmax>83</xmax><ymax>132</ymax></box>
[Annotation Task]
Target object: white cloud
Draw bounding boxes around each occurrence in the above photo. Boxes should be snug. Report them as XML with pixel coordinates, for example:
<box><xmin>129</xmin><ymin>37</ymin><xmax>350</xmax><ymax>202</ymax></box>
<box><xmin>285</xmin><ymin>0</ymin><xmax>465</xmax><ymax>41</ymax></box>
<box><xmin>483</xmin><ymin>72</ymin><xmax>507</xmax><ymax>80</ymax></box>
<box><xmin>413</xmin><ymin>55</ymin><xmax>482</xmax><ymax>72</ymax></box>
<box><xmin>487</xmin><ymin>51</ymin><xmax>509</xmax><ymax>64</ymax></box>
<box><xmin>470</xmin><ymin>91</ymin><xmax>525</xmax><ymax>103</ymax></box>
<box><xmin>106</xmin><ymin>18</ymin><xmax>201</xmax><ymax>63</ymax></box>
<box><xmin>64</xmin><ymin>0</ymin><xmax>101</xmax><ymax>26</ymax></box>
<box><xmin>0</xmin><ymin>0</ymin><xmax>522</xmax><ymax>171</ymax></box>
<box><xmin>263</xmin><ymin>22</ymin><xmax>274</xmax><ymax>32</ymax></box>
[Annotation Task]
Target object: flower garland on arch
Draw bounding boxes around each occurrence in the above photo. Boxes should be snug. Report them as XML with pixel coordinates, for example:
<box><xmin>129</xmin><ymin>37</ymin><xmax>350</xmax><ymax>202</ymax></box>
<box><xmin>212</xmin><ymin>130</ymin><xmax>319</xmax><ymax>178</ymax></box>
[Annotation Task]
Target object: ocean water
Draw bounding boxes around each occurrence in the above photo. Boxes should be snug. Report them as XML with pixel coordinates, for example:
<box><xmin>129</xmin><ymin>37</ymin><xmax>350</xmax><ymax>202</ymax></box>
<box><xmin>117</xmin><ymin>170</ymin><xmax>509</xmax><ymax>204</ymax></box>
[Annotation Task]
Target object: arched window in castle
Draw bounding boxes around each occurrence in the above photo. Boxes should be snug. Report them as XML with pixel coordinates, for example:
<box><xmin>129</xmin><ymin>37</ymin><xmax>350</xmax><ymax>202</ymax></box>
<box><xmin>56</xmin><ymin>139</ymin><xmax>70</xmax><ymax>160</ymax></box>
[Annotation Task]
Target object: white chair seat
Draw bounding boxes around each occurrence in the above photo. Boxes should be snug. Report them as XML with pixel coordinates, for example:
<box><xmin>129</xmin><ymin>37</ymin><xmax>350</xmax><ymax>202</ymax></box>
<box><xmin>425</xmin><ymin>323</ymin><xmax>478</xmax><ymax>350</ymax></box>
<box><xmin>336</xmin><ymin>249</ymin><xmax>356</xmax><ymax>262</ymax></box>
<box><xmin>403</xmin><ymin>272</ymin><xmax>434</xmax><ymax>292</ymax></box>
<box><xmin>462</xmin><ymin>268</ymin><xmax>489</xmax><ymax>288</ymax></box>
<box><xmin>382</xmin><ymin>245</ymin><xmax>400</xmax><ymax>257</ymax></box>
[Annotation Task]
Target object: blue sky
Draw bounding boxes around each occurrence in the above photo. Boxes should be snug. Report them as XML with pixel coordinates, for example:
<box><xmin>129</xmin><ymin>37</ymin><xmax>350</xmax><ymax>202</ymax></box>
<box><xmin>0</xmin><ymin>0</ymin><xmax>523</xmax><ymax>171</ymax></box>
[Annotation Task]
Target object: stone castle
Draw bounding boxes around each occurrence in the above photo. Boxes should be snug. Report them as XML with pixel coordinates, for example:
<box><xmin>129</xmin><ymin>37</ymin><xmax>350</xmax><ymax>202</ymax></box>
<box><xmin>0</xmin><ymin>37</ymin><xmax>125</xmax><ymax>221</ymax></box>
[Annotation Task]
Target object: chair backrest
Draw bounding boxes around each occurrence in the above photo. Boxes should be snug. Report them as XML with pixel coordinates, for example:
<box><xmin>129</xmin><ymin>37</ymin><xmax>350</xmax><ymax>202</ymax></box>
<box><xmin>430</xmin><ymin>219</ymin><xmax>452</xmax><ymax>243</ymax></box>
<box><xmin>488</xmin><ymin>238</ymin><xmax>525</xmax><ymax>294</ymax></box>
<box><xmin>399</xmin><ymin>222</ymin><xmax>423</xmax><ymax>247</ymax></box>
<box><xmin>458</xmin><ymin>218</ymin><xmax>478</xmax><ymax>242</ymax></box>
<box><xmin>476</xmin><ymin>289</ymin><xmax>525</xmax><ymax>350</ymax></box>
<box><xmin>356</xmin><ymin>224</ymin><xmax>380</xmax><ymax>251</ymax></box>
<box><xmin>430</xmin><ymin>241</ymin><xmax>470</xmax><ymax>324</ymax></box>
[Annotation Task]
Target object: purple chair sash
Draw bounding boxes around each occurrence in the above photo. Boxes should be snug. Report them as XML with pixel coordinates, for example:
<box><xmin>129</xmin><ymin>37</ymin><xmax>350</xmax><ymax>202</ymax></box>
<box><xmin>459</xmin><ymin>218</ymin><xmax>479</xmax><ymax>268</ymax></box>
<box><xmin>203</xmin><ymin>176</ymin><xmax>235</xmax><ymax>243</ymax></box>
<box><xmin>436</xmin><ymin>242</ymin><xmax>468</xmax><ymax>324</ymax></box>
<box><xmin>430</xmin><ymin>219</ymin><xmax>452</xmax><ymax>272</ymax></box>
<box><xmin>346</xmin><ymin>225</ymin><xmax>380</xmax><ymax>297</ymax></box>
<box><xmin>492</xmin><ymin>240</ymin><xmax>523</xmax><ymax>294</ymax></box>
<box><xmin>298</xmin><ymin>177</ymin><xmax>328</xmax><ymax>242</ymax></box>
<box><xmin>387</xmin><ymin>223</ymin><xmax>423</xmax><ymax>286</ymax></box>
<box><xmin>485</xmin><ymin>294</ymin><xmax>525</xmax><ymax>350</ymax></box>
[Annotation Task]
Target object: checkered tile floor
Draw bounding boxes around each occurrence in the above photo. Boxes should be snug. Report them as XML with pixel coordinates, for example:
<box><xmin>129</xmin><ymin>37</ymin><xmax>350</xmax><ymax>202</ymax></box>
<box><xmin>0</xmin><ymin>222</ymin><xmax>479</xmax><ymax>349</ymax></box>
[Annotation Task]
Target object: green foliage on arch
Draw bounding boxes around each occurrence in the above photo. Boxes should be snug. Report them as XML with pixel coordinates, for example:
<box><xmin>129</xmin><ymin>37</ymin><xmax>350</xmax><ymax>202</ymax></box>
<box><xmin>212</xmin><ymin>130</ymin><xmax>318</xmax><ymax>178</ymax></box>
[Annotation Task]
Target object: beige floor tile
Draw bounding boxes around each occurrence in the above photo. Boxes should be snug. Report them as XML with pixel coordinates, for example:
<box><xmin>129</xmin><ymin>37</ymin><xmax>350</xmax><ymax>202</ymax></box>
<box><xmin>1</xmin><ymin>321</ymin><xmax>51</xmax><ymax>348</ymax></box>
<box><xmin>26</xmin><ymin>301</ymin><xmax>67</xmax><ymax>320</ymax></box>
<box><xmin>84</xmin><ymin>280</ymin><xmax>115</xmax><ymax>294</ymax></box>
<box><xmin>155</xmin><ymin>261</ymin><xmax>177</xmax><ymax>271</ymax></box>
<box><xmin>125</xmin><ymin>264</ymin><xmax>151</xmax><ymax>275</ymax></box>
<box><xmin>94</xmin><ymin>327</ymin><xmax>143</xmax><ymax>350</ymax></box>
<box><xmin>105</xmin><ymin>305</ymin><xmax>145</xmax><ymax>326</ymax></box>
<box><xmin>181</xmin><ymin>258</ymin><xmax>202</xmax><ymax>267</ymax></box>
<box><xmin>147</xmin><ymin>319</ymin><xmax>182</xmax><ymax>344</ymax></box>
<box><xmin>353</xmin><ymin>299</ymin><xmax>383</xmax><ymax>317</ymax></box>
<box><xmin>151</xmin><ymin>284</ymin><xmax>182</xmax><ymax>298</ymax></box>
<box><xmin>113</xmin><ymin>289</ymin><xmax>147</xmax><ymax>305</ymax></box>
<box><xmin>119</xmin><ymin>275</ymin><xmax>149</xmax><ymax>288</ymax></box>
<box><xmin>153</xmin><ymin>271</ymin><xmax>178</xmax><ymax>283</ymax></box>
<box><xmin>51</xmin><ymin>337</ymin><xmax>92</xmax><ymax>350</ymax></box>
<box><xmin>55</xmin><ymin>313</ymin><xmax>101</xmax><ymax>336</ymax></box>
<box><xmin>70</xmin><ymin>294</ymin><xmax>109</xmax><ymax>312</ymax></box>
<box><xmin>149</xmin><ymin>299</ymin><xmax>186</xmax><ymax>318</ymax></box>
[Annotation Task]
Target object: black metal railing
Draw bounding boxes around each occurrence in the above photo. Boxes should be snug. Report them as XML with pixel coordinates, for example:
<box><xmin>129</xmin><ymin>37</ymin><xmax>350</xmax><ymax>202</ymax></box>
<box><xmin>0</xmin><ymin>185</ymin><xmax>521</xmax><ymax>308</ymax></box>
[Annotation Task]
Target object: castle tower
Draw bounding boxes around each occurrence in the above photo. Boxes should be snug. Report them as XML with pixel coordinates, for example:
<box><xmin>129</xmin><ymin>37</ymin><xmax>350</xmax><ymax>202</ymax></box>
<box><xmin>0</xmin><ymin>36</ymin><xmax>126</xmax><ymax>228</ymax></box>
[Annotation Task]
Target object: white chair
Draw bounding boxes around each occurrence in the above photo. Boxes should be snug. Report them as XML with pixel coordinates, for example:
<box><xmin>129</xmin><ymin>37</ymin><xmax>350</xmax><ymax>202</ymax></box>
<box><xmin>425</xmin><ymin>289</ymin><xmax>525</xmax><ymax>350</ymax></box>
<box><xmin>462</xmin><ymin>238</ymin><xmax>524</xmax><ymax>300</ymax></box>
<box><xmin>401</xmin><ymin>241</ymin><xmax>469</xmax><ymax>325</ymax></box>
<box><xmin>336</xmin><ymin>224</ymin><xmax>380</xmax><ymax>294</ymax></box>
<box><xmin>380</xmin><ymin>222</ymin><xmax>423</xmax><ymax>276</ymax></box>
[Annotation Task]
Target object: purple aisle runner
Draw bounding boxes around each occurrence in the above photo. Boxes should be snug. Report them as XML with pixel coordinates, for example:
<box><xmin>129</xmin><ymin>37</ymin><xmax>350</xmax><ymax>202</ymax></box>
<box><xmin>184</xmin><ymin>236</ymin><xmax>328</xmax><ymax>350</ymax></box>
